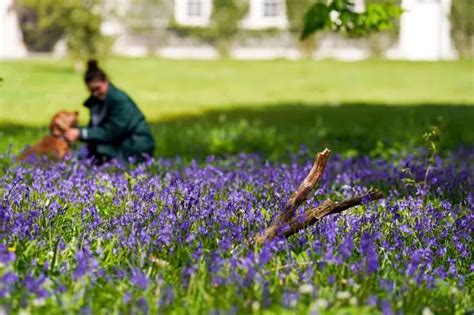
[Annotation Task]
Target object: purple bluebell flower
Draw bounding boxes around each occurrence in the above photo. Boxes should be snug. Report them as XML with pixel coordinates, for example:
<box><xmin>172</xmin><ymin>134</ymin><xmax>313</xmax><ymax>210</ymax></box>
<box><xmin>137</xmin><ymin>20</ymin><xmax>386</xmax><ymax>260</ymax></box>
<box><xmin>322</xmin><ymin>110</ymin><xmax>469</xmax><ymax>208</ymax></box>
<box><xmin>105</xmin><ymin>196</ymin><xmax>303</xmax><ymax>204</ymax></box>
<box><xmin>0</xmin><ymin>244</ymin><xmax>15</xmax><ymax>264</ymax></box>
<box><xmin>73</xmin><ymin>248</ymin><xmax>99</xmax><ymax>280</ymax></box>
<box><xmin>381</xmin><ymin>300</ymin><xmax>394</xmax><ymax>315</ymax></box>
<box><xmin>0</xmin><ymin>147</ymin><xmax>471</xmax><ymax>312</ymax></box>
<box><xmin>130</xmin><ymin>269</ymin><xmax>149</xmax><ymax>290</ymax></box>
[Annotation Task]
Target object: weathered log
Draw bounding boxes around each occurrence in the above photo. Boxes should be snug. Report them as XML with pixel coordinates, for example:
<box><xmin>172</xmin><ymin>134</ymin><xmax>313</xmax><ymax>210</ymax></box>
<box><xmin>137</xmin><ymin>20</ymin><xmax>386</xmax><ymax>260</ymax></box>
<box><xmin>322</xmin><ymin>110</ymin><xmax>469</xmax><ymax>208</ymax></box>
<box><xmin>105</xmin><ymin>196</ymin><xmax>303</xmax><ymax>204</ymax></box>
<box><xmin>255</xmin><ymin>190</ymin><xmax>384</xmax><ymax>244</ymax></box>
<box><xmin>245</xmin><ymin>148</ymin><xmax>385</xmax><ymax>247</ymax></box>
<box><xmin>275</xmin><ymin>148</ymin><xmax>331</xmax><ymax>224</ymax></box>
<box><xmin>330</xmin><ymin>189</ymin><xmax>384</xmax><ymax>215</ymax></box>
<box><xmin>284</xmin><ymin>190</ymin><xmax>384</xmax><ymax>237</ymax></box>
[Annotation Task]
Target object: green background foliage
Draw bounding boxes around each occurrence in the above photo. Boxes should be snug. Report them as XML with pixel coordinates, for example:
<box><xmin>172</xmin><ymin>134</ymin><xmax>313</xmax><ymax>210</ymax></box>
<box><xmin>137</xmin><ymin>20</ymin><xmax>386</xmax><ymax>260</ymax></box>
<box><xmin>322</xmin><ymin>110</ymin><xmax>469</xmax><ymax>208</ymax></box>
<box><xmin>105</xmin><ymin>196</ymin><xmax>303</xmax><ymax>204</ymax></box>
<box><xmin>210</xmin><ymin>0</ymin><xmax>249</xmax><ymax>54</ymax></box>
<box><xmin>451</xmin><ymin>0</ymin><xmax>474</xmax><ymax>57</ymax></box>
<box><xmin>168</xmin><ymin>0</ymin><xmax>248</xmax><ymax>56</ymax></box>
<box><xmin>15</xmin><ymin>0</ymin><xmax>110</xmax><ymax>62</ymax></box>
<box><xmin>286</xmin><ymin>0</ymin><xmax>318</xmax><ymax>57</ymax></box>
<box><xmin>301</xmin><ymin>0</ymin><xmax>401</xmax><ymax>40</ymax></box>
<box><xmin>286</xmin><ymin>0</ymin><xmax>315</xmax><ymax>33</ymax></box>
<box><xmin>15</xmin><ymin>3</ymin><xmax>63</xmax><ymax>52</ymax></box>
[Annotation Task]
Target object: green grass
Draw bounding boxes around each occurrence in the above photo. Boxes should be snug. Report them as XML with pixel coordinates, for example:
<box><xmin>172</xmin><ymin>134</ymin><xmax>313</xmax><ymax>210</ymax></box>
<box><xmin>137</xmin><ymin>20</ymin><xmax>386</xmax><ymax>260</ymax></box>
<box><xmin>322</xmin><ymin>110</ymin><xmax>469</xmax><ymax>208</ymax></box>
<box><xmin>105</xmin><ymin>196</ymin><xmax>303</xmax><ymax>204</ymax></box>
<box><xmin>0</xmin><ymin>57</ymin><xmax>473</xmax><ymax>158</ymax></box>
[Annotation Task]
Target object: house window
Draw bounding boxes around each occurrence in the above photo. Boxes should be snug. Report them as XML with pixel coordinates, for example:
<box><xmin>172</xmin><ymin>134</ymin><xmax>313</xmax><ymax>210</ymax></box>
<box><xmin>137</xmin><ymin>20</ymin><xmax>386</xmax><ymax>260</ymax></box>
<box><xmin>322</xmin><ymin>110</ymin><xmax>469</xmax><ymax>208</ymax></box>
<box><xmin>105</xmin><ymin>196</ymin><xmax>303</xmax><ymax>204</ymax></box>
<box><xmin>175</xmin><ymin>0</ymin><xmax>211</xmax><ymax>26</ymax></box>
<box><xmin>240</xmin><ymin>0</ymin><xmax>288</xmax><ymax>29</ymax></box>
<box><xmin>263</xmin><ymin>0</ymin><xmax>281</xmax><ymax>17</ymax></box>
<box><xmin>187</xmin><ymin>0</ymin><xmax>202</xmax><ymax>17</ymax></box>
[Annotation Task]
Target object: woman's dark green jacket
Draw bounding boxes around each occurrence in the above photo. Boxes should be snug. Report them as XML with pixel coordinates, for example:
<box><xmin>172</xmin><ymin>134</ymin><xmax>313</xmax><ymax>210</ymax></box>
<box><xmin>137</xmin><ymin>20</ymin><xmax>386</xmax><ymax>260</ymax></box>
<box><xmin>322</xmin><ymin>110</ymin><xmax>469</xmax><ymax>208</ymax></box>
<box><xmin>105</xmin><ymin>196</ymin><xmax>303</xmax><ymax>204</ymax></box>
<box><xmin>79</xmin><ymin>84</ymin><xmax>155</xmax><ymax>161</ymax></box>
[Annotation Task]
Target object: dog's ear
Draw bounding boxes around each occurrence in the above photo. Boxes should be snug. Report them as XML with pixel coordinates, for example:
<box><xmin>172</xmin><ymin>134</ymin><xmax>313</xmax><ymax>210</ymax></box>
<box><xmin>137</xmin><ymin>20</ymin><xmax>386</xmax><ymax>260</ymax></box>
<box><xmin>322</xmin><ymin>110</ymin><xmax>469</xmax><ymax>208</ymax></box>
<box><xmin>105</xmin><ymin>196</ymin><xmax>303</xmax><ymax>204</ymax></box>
<box><xmin>50</xmin><ymin>120</ymin><xmax>62</xmax><ymax>136</ymax></box>
<box><xmin>69</xmin><ymin>111</ymin><xmax>79</xmax><ymax>127</ymax></box>
<box><xmin>51</xmin><ymin>113</ymin><xmax>69</xmax><ymax>136</ymax></box>
<box><xmin>73</xmin><ymin>111</ymin><xmax>79</xmax><ymax>124</ymax></box>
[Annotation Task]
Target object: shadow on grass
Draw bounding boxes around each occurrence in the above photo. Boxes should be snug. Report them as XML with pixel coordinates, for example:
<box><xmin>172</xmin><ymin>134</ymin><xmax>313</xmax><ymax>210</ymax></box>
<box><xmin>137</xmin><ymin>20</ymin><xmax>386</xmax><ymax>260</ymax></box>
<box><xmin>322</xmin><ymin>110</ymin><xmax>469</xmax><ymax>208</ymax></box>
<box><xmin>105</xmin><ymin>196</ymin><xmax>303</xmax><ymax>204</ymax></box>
<box><xmin>2</xmin><ymin>103</ymin><xmax>473</xmax><ymax>160</ymax></box>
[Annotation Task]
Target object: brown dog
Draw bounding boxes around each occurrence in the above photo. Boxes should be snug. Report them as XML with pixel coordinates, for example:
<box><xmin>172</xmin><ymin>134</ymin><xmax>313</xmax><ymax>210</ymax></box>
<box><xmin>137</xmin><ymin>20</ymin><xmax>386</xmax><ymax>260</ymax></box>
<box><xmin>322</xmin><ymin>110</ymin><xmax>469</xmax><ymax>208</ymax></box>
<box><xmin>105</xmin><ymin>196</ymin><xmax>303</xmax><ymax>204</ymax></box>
<box><xmin>19</xmin><ymin>111</ymin><xmax>79</xmax><ymax>161</ymax></box>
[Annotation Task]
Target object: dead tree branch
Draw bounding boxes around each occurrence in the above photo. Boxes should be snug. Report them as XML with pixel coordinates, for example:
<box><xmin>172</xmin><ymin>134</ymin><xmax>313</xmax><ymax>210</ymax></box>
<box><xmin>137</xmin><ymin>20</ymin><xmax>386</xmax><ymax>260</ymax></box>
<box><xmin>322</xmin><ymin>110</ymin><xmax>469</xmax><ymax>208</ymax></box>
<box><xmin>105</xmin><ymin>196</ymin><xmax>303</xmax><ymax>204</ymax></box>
<box><xmin>255</xmin><ymin>190</ymin><xmax>383</xmax><ymax>245</ymax></box>
<box><xmin>275</xmin><ymin>148</ymin><xmax>331</xmax><ymax>224</ymax></box>
<box><xmin>252</xmin><ymin>147</ymin><xmax>384</xmax><ymax>245</ymax></box>
<box><xmin>284</xmin><ymin>190</ymin><xmax>383</xmax><ymax>237</ymax></box>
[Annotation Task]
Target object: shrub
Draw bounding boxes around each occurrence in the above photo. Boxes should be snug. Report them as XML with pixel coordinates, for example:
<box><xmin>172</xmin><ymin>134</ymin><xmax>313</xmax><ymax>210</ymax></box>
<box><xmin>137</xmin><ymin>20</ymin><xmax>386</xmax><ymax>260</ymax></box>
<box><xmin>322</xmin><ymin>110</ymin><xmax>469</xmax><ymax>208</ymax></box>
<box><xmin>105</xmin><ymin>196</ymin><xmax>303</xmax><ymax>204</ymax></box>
<box><xmin>451</xmin><ymin>0</ymin><xmax>474</xmax><ymax>57</ymax></box>
<box><xmin>15</xmin><ymin>0</ymin><xmax>111</xmax><ymax>63</ymax></box>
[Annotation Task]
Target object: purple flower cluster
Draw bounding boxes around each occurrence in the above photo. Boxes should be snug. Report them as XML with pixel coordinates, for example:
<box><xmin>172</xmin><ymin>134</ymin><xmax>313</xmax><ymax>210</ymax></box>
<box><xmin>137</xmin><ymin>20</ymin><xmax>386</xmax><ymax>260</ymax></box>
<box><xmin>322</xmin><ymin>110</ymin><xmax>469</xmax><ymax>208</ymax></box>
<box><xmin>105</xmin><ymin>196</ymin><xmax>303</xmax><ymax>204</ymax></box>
<box><xmin>0</xmin><ymin>148</ymin><xmax>472</xmax><ymax>313</ymax></box>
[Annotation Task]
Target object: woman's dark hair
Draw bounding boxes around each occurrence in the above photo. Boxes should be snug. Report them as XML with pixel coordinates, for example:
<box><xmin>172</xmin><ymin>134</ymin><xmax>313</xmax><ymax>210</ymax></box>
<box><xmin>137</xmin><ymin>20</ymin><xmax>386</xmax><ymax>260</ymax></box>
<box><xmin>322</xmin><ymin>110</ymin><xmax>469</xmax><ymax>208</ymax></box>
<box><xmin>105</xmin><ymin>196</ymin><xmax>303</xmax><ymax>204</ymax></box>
<box><xmin>84</xmin><ymin>59</ymin><xmax>107</xmax><ymax>83</ymax></box>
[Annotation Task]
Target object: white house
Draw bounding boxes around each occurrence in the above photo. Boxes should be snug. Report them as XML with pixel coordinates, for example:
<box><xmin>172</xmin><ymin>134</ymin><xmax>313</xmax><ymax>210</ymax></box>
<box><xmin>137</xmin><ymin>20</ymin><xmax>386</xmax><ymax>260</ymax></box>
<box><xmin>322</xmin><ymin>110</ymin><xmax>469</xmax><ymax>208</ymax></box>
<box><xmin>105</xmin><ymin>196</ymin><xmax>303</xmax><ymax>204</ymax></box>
<box><xmin>240</xmin><ymin>0</ymin><xmax>289</xmax><ymax>30</ymax></box>
<box><xmin>174</xmin><ymin>0</ymin><xmax>213</xmax><ymax>27</ymax></box>
<box><xmin>170</xmin><ymin>0</ymin><xmax>290</xmax><ymax>29</ymax></box>
<box><xmin>0</xmin><ymin>0</ymin><xmax>27</xmax><ymax>59</ymax></box>
<box><xmin>100</xmin><ymin>0</ymin><xmax>461</xmax><ymax>60</ymax></box>
<box><xmin>386</xmin><ymin>0</ymin><xmax>458</xmax><ymax>60</ymax></box>
<box><xmin>0</xmin><ymin>0</ymin><xmax>460</xmax><ymax>60</ymax></box>
<box><xmin>113</xmin><ymin>0</ymin><xmax>368</xmax><ymax>60</ymax></box>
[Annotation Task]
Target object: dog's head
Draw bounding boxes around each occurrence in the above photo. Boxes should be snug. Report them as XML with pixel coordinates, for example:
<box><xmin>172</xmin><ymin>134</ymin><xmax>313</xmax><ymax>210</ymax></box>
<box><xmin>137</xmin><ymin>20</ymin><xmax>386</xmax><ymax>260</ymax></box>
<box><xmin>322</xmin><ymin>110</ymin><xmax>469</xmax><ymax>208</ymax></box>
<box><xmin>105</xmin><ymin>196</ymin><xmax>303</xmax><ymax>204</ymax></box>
<box><xmin>50</xmin><ymin>111</ymin><xmax>79</xmax><ymax>137</ymax></box>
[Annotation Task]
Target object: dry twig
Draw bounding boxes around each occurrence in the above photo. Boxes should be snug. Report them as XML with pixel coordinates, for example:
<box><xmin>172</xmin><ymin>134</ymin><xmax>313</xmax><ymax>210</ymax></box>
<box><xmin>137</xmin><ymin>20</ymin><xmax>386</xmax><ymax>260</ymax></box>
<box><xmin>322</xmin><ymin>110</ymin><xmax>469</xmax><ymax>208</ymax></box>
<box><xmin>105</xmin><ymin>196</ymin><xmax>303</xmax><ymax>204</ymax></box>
<box><xmin>275</xmin><ymin>148</ymin><xmax>331</xmax><ymax>224</ymax></box>
<box><xmin>253</xmin><ymin>149</ymin><xmax>384</xmax><ymax>245</ymax></box>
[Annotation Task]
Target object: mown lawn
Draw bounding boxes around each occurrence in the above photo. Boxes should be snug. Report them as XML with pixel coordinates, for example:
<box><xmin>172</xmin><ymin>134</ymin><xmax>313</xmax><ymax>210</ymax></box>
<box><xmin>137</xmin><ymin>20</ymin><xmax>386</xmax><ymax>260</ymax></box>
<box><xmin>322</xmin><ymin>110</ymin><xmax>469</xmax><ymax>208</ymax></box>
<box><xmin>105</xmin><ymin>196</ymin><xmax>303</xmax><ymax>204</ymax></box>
<box><xmin>0</xmin><ymin>57</ymin><xmax>473</xmax><ymax>158</ymax></box>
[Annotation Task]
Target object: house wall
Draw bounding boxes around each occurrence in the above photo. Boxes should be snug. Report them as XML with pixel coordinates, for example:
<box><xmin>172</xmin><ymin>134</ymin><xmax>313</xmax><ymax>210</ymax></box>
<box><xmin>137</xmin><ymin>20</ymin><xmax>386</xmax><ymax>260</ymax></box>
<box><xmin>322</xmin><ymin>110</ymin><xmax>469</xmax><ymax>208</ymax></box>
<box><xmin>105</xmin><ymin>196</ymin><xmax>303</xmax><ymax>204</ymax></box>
<box><xmin>240</xmin><ymin>0</ymin><xmax>289</xmax><ymax>30</ymax></box>
<box><xmin>386</xmin><ymin>0</ymin><xmax>458</xmax><ymax>60</ymax></box>
<box><xmin>1</xmin><ymin>0</ymin><xmax>459</xmax><ymax>61</ymax></box>
<box><xmin>174</xmin><ymin>0</ymin><xmax>212</xmax><ymax>26</ymax></box>
<box><xmin>0</xmin><ymin>0</ymin><xmax>27</xmax><ymax>59</ymax></box>
<box><xmin>108</xmin><ymin>0</ymin><xmax>457</xmax><ymax>61</ymax></box>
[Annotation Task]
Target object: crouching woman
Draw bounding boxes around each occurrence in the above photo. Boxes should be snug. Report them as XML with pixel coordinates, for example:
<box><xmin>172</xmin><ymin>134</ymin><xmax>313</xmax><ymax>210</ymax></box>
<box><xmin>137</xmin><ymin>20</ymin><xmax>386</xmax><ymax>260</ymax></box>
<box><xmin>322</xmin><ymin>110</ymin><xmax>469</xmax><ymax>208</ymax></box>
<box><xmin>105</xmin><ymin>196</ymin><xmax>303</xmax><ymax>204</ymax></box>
<box><xmin>65</xmin><ymin>60</ymin><xmax>155</xmax><ymax>163</ymax></box>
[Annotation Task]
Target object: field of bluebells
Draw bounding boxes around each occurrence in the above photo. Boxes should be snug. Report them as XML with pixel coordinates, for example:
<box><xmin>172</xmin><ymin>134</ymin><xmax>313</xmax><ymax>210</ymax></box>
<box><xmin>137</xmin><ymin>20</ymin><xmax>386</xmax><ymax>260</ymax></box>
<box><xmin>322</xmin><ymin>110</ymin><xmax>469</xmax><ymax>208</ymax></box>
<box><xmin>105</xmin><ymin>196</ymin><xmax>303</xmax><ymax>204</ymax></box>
<box><xmin>0</xmin><ymin>146</ymin><xmax>472</xmax><ymax>314</ymax></box>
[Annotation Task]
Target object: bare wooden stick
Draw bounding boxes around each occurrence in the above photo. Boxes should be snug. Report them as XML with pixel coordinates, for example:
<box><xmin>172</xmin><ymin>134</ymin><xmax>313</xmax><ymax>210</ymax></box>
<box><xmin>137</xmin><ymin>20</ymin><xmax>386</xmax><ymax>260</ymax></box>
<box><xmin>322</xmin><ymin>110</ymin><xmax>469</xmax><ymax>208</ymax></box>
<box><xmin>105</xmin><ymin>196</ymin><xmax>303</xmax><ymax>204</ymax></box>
<box><xmin>255</xmin><ymin>200</ymin><xmax>334</xmax><ymax>244</ymax></box>
<box><xmin>275</xmin><ymin>148</ymin><xmax>331</xmax><ymax>224</ymax></box>
<box><xmin>284</xmin><ymin>190</ymin><xmax>384</xmax><ymax>238</ymax></box>
<box><xmin>255</xmin><ymin>190</ymin><xmax>384</xmax><ymax>244</ymax></box>
<box><xmin>329</xmin><ymin>189</ymin><xmax>384</xmax><ymax>215</ymax></box>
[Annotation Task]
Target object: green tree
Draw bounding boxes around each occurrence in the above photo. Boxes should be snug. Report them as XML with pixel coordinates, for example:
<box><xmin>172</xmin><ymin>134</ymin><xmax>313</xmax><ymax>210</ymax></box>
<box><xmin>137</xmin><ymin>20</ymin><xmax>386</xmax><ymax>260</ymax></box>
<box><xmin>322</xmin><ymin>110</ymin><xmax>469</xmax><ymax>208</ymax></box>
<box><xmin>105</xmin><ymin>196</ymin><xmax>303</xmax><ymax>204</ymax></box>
<box><xmin>451</xmin><ymin>0</ymin><xmax>474</xmax><ymax>57</ymax></box>
<box><xmin>210</xmin><ymin>0</ymin><xmax>248</xmax><ymax>56</ymax></box>
<box><xmin>301</xmin><ymin>0</ymin><xmax>401</xmax><ymax>40</ymax></box>
<box><xmin>16</xmin><ymin>0</ymin><xmax>111</xmax><ymax>65</ymax></box>
<box><xmin>15</xmin><ymin>3</ymin><xmax>63</xmax><ymax>52</ymax></box>
<box><xmin>167</xmin><ymin>0</ymin><xmax>248</xmax><ymax>56</ymax></box>
<box><xmin>286</xmin><ymin>0</ymin><xmax>315</xmax><ymax>33</ymax></box>
<box><xmin>286</xmin><ymin>0</ymin><xmax>318</xmax><ymax>58</ymax></box>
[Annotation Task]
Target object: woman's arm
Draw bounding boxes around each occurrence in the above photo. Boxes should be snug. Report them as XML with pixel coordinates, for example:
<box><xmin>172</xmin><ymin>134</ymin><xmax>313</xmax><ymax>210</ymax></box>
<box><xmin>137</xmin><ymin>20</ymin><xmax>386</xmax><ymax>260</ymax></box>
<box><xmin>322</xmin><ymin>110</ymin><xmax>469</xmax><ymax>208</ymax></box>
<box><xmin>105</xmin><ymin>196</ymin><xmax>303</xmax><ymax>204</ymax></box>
<box><xmin>79</xmin><ymin>96</ymin><xmax>140</xmax><ymax>144</ymax></box>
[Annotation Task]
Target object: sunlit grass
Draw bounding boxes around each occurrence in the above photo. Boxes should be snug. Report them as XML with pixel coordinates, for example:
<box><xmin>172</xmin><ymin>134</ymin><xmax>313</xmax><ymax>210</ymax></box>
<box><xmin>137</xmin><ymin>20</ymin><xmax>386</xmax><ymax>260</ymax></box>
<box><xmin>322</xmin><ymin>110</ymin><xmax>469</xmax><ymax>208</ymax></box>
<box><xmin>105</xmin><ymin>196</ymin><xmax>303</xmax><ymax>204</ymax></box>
<box><xmin>0</xmin><ymin>57</ymin><xmax>472</xmax><ymax>126</ymax></box>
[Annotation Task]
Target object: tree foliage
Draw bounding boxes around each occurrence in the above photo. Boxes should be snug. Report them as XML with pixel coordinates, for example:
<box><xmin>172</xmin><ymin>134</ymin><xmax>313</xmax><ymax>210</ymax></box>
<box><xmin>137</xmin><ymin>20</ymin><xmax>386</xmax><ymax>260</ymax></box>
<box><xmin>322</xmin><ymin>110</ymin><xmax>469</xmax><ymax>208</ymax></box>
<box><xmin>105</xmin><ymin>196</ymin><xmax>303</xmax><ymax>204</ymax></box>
<box><xmin>168</xmin><ymin>0</ymin><xmax>248</xmax><ymax>56</ymax></box>
<box><xmin>301</xmin><ymin>0</ymin><xmax>401</xmax><ymax>40</ymax></box>
<box><xmin>211</xmin><ymin>0</ymin><xmax>248</xmax><ymax>37</ymax></box>
<box><xmin>16</xmin><ymin>0</ymin><xmax>111</xmax><ymax>62</ymax></box>
<box><xmin>451</xmin><ymin>0</ymin><xmax>474</xmax><ymax>57</ymax></box>
<box><xmin>209</xmin><ymin>0</ymin><xmax>249</xmax><ymax>55</ymax></box>
<box><xmin>15</xmin><ymin>4</ymin><xmax>63</xmax><ymax>52</ymax></box>
<box><xmin>286</xmin><ymin>0</ymin><xmax>315</xmax><ymax>33</ymax></box>
<box><xmin>286</xmin><ymin>0</ymin><xmax>318</xmax><ymax>57</ymax></box>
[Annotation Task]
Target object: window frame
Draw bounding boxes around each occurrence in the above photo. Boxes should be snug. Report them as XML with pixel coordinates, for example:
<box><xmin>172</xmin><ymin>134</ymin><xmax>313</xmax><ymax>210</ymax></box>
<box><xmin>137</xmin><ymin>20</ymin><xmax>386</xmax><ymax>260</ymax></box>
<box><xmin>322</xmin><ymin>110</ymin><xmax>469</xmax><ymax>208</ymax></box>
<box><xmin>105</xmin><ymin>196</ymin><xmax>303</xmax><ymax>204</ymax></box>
<box><xmin>174</xmin><ymin>0</ymin><xmax>212</xmax><ymax>27</ymax></box>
